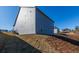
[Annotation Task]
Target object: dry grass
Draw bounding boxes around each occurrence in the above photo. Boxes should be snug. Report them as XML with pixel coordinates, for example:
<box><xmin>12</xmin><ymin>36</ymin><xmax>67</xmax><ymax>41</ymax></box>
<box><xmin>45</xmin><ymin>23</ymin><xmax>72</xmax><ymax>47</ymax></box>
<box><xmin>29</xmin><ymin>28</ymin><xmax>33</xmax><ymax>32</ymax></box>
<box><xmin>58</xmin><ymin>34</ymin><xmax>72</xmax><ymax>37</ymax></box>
<box><xmin>18</xmin><ymin>34</ymin><xmax>79</xmax><ymax>53</ymax></box>
<box><xmin>18</xmin><ymin>35</ymin><xmax>56</xmax><ymax>53</ymax></box>
<box><xmin>2</xmin><ymin>32</ymin><xmax>16</xmax><ymax>36</ymax></box>
<box><xmin>0</xmin><ymin>32</ymin><xmax>79</xmax><ymax>53</ymax></box>
<box><xmin>61</xmin><ymin>32</ymin><xmax>79</xmax><ymax>41</ymax></box>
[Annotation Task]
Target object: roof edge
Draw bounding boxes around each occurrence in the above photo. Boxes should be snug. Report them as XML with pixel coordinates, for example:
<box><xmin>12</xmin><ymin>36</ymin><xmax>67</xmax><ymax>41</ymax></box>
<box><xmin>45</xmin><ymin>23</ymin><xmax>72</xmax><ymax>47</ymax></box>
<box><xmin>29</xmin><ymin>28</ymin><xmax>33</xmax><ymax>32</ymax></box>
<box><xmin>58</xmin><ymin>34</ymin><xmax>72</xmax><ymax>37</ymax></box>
<box><xmin>13</xmin><ymin>7</ymin><xmax>20</xmax><ymax>27</ymax></box>
<box><xmin>36</xmin><ymin>7</ymin><xmax>54</xmax><ymax>23</ymax></box>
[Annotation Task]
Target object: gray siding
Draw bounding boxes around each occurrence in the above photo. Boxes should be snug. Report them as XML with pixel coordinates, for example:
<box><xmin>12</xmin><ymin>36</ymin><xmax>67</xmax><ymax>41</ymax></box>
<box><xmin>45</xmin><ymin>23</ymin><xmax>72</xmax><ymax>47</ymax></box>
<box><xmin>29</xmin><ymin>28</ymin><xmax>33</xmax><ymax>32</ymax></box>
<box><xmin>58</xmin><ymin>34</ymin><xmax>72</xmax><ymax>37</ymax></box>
<box><xmin>14</xmin><ymin>7</ymin><xmax>36</xmax><ymax>34</ymax></box>
<box><xmin>36</xmin><ymin>8</ymin><xmax>54</xmax><ymax>35</ymax></box>
<box><xmin>14</xmin><ymin>7</ymin><xmax>54</xmax><ymax>35</ymax></box>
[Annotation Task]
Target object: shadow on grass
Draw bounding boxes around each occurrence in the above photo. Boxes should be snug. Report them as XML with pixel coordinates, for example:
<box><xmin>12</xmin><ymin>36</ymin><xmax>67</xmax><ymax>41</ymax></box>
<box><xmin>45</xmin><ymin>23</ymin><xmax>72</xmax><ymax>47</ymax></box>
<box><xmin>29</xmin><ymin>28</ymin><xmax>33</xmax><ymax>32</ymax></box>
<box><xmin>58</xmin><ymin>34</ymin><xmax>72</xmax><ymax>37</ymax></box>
<box><xmin>0</xmin><ymin>32</ymin><xmax>41</xmax><ymax>53</ymax></box>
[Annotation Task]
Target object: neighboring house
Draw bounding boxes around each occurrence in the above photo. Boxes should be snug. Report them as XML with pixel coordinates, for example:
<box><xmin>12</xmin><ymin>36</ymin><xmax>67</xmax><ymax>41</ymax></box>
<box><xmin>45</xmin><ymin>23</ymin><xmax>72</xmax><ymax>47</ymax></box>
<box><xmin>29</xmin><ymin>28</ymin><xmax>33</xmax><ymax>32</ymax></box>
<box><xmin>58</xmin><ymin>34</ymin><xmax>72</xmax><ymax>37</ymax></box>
<box><xmin>54</xmin><ymin>26</ymin><xmax>60</xmax><ymax>34</ymax></box>
<box><xmin>13</xmin><ymin>7</ymin><xmax>54</xmax><ymax>35</ymax></box>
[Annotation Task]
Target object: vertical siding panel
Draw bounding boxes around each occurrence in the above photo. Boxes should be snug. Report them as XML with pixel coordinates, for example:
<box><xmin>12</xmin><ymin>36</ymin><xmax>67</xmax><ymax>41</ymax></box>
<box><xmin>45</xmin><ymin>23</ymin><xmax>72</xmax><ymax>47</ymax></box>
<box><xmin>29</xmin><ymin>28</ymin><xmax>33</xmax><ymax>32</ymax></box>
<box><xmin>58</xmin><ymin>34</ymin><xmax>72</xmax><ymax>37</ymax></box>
<box><xmin>14</xmin><ymin>7</ymin><xmax>36</xmax><ymax>34</ymax></box>
<box><xmin>14</xmin><ymin>7</ymin><xmax>54</xmax><ymax>35</ymax></box>
<box><xmin>36</xmin><ymin>8</ymin><xmax>54</xmax><ymax>35</ymax></box>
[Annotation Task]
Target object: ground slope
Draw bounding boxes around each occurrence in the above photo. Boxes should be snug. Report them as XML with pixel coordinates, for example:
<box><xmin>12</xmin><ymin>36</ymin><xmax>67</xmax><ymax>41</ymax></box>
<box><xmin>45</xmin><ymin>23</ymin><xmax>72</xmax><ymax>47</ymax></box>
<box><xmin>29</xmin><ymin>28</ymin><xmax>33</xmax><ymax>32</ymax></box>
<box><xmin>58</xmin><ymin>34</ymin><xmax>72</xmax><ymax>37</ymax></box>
<box><xmin>19</xmin><ymin>34</ymin><xmax>79</xmax><ymax>53</ymax></box>
<box><xmin>0</xmin><ymin>32</ymin><xmax>79</xmax><ymax>53</ymax></box>
<box><xmin>61</xmin><ymin>32</ymin><xmax>79</xmax><ymax>41</ymax></box>
<box><xmin>0</xmin><ymin>32</ymin><xmax>41</xmax><ymax>53</ymax></box>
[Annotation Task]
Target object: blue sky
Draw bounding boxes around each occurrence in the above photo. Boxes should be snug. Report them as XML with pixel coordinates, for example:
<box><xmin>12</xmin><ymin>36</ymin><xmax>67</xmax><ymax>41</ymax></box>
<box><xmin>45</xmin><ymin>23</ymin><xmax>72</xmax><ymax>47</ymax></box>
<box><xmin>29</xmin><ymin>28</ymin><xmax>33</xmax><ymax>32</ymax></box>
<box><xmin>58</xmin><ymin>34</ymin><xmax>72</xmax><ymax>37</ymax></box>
<box><xmin>38</xmin><ymin>6</ymin><xmax>79</xmax><ymax>30</ymax></box>
<box><xmin>0</xmin><ymin>6</ymin><xmax>79</xmax><ymax>30</ymax></box>
<box><xmin>0</xmin><ymin>6</ymin><xmax>19</xmax><ymax>30</ymax></box>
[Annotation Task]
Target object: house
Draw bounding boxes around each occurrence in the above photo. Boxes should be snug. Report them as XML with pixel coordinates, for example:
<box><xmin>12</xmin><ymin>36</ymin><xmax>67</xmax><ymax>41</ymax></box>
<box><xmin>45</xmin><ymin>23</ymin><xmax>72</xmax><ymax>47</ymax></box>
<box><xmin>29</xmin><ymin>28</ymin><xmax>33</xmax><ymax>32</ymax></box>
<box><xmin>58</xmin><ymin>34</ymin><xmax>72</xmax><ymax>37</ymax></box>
<box><xmin>13</xmin><ymin>6</ymin><xmax>54</xmax><ymax>35</ymax></box>
<box><xmin>54</xmin><ymin>26</ymin><xmax>60</xmax><ymax>34</ymax></box>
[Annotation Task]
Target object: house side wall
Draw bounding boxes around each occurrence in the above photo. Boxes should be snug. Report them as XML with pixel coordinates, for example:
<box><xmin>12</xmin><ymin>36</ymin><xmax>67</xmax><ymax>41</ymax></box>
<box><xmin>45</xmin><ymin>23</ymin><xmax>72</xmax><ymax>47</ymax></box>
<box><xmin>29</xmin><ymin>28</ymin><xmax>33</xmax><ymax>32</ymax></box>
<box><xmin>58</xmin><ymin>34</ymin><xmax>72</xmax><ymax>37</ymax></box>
<box><xmin>14</xmin><ymin>7</ymin><xmax>36</xmax><ymax>34</ymax></box>
<box><xmin>36</xmin><ymin>9</ymin><xmax>54</xmax><ymax>35</ymax></box>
